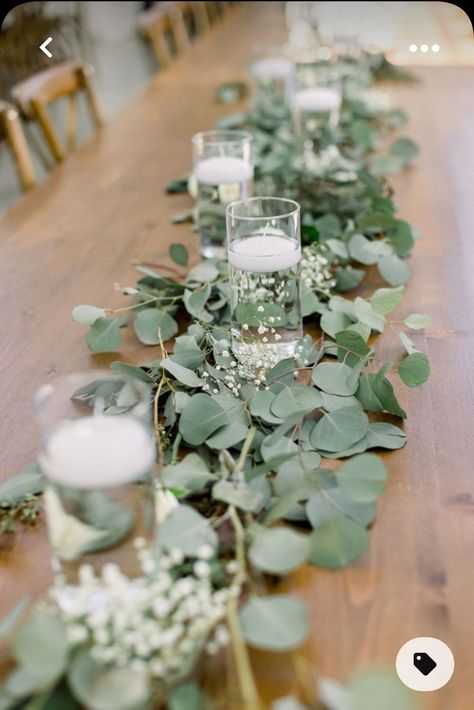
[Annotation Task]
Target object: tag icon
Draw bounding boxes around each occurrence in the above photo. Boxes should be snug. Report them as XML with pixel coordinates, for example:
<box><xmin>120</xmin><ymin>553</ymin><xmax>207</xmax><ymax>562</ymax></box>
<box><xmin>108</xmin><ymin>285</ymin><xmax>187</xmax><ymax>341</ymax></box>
<box><xmin>413</xmin><ymin>652</ymin><xmax>437</xmax><ymax>676</ymax></box>
<box><xmin>396</xmin><ymin>637</ymin><xmax>454</xmax><ymax>691</ymax></box>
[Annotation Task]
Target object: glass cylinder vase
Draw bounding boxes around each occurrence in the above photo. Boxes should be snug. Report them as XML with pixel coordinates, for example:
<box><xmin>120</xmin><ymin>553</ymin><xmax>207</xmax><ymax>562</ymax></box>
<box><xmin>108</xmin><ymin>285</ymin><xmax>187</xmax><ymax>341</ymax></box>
<box><xmin>34</xmin><ymin>371</ymin><xmax>156</xmax><ymax>584</ymax></box>
<box><xmin>192</xmin><ymin>130</ymin><xmax>253</xmax><ymax>259</ymax></box>
<box><xmin>226</xmin><ymin>197</ymin><xmax>303</xmax><ymax>368</ymax></box>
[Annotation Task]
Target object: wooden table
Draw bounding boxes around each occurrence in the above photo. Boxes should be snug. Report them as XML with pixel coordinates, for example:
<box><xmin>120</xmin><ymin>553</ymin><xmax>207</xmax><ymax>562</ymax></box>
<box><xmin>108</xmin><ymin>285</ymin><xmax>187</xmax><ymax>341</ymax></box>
<box><xmin>1</xmin><ymin>3</ymin><xmax>473</xmax><ymax>708</ymax></box>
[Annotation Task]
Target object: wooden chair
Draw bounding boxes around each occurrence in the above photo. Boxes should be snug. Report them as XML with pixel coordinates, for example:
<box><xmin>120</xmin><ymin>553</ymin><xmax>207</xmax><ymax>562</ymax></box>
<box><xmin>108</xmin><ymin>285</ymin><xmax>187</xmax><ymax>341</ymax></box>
<box><xmin>0</xmin><ymin>100</ymin><xmax>36</xmax><ymax>191</ymax></box>
<box><xmin>138</xmin><ymin>4</ymin><xmax>191</xmax><ymax>69</ymax></box>
<box><xmin>12</xmin><ymin>61</ymin><xmax>103</xmax><ymax>163</ymax></box>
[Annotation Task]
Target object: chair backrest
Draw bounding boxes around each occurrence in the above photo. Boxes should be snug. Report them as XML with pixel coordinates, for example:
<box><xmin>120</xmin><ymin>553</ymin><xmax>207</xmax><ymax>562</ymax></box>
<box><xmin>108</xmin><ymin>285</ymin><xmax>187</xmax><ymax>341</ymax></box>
<box><xmin>138</xmin><ymin>4</ymin><xmax>191</xmax><ymax>69</ymax></box>
<box><xmin>0</xmin><ymin>99</ymin><xmax>36</xmax><ymax>191</ymax></box>
<box><xmin>12</xmin><ymin>61</ymin><xmax>103</xmax><ymax>163</ymax></box>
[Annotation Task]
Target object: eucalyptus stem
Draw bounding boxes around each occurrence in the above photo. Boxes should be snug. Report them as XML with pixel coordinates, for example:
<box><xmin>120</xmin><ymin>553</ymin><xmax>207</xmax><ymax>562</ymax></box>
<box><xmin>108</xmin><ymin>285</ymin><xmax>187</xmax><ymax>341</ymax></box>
<box><xmin>226</xmin><ymin>595</ymin><xmax>263</xmax><ymax>710</ymax></box>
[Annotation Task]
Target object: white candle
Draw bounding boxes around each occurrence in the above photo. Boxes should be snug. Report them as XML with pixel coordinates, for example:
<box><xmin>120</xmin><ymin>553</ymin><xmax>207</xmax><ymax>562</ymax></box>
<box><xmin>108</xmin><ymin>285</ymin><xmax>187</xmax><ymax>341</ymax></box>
<box><xmin>228</xmin><ymin>233</ymin><xmax>301</xmax><ymax>273</ymax></box>
<box><xmin>40</xmin><ymin>415</ymin><xmax>155</xmax><ymax>489</ymax></box>
<box><xmin>195</xmin><ymin>156</ymin><xmax>253</xmax><ymax>186</ymax></box>
<box><xmin>252</xmin><ymin>57</ymin><xmax>294</xmax><ymax>80</ymax></box>
<box><xmin>293</xmin><ymin>87</ymin><xmax>341</xmax><ymax>112</ymax></box>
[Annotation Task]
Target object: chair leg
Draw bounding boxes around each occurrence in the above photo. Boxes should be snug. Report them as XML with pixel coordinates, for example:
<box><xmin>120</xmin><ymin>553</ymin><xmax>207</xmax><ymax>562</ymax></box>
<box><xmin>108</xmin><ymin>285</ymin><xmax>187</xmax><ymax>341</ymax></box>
<box><xmin>31</xmin><ymin>98</ymin><xmax>65</xmax><ymax>163</ymax></box>
<box><xmin>3</xmin><ymin>107</ymin><xmax>36</xmax><ymax>191</ymax></box>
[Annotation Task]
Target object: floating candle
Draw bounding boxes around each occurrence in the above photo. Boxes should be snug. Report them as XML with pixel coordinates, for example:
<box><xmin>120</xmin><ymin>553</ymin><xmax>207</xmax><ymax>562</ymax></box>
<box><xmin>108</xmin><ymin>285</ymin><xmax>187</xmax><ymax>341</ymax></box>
<box><xmin>293</xmin><ymin>87</ymin><xmax>341</xmax><ymax>112</ymax></box>
<box><xmin>195</xmin><ymin>156</ymin><xmax>253</xmax><ymax>185</ymax></box>
<box><xmin>40</xmin><ymin>415</ymin><xmax>155</xmax><ymax>489</ymax></box>
<box><xmin>252</xmin><ymin>57</ymin><xmax>294</xmax><ymax>80</ymax></box>
<box><xmin>228</xmin><ymin>233</ymin><xmax>301</xmax><ymax>273</ymax></box>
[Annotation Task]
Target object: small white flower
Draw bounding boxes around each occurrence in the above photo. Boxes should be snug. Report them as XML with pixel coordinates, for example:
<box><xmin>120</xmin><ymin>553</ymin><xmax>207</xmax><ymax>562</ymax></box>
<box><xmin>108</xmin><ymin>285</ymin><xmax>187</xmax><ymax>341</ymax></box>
<box><xmin>197</xmin><ymin>543</ymin><xmax>214</xmax><ymax>560</ymax></box>
<box><xmin>257</xmin><ymin>305</ymin><xmax>265</xmax><ymax>312</ymax></box>
<box><xmin>170</xmin><ymin>548</ymin><xmax>184</xmax><ymax>565</ymax></box>
<box><xmin>226</xmin><ymin>560</ymin><xmax>239</xmax><ymax>574</ymax></box>
<box><xmin>194</xmin><ymin>561</ymin><xmax>211</xmax><ymax>578</ymax></box>
<box><xmin>202</xmin><ymin>372</ymin><xmax>209</xmax><ymax>378</ymax></box>
<box><xmin>242</xmin><ymin>323</ymin><xmax>249</xmax><ymax>330</ymax></box>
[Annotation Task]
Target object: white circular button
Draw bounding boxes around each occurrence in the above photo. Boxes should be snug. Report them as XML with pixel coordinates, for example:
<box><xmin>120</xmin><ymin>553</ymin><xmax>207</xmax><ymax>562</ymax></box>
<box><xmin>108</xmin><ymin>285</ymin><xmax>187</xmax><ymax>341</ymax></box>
<box><xmin>396</xmin><ymin>637</ymin><xmax>454</xmax><ymax>691</ymax></box>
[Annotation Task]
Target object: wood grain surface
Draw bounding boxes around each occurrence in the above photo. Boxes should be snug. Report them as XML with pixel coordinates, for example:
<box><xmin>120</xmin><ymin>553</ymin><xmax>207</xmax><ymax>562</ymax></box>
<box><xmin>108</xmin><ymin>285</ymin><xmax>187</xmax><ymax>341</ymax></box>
<box><xmin>0</xmin><ymin>4</ymin><xmax>473</xmax><ymax>708</ymax></box>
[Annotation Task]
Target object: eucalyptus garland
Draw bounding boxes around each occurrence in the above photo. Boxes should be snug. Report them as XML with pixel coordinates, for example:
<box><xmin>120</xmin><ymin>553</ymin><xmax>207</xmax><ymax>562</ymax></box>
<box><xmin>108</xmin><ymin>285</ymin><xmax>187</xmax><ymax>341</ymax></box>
<box><xmin>0</xmin><ymin>51</ymin><xmax>427</xmax><ymax>710</ymax></box>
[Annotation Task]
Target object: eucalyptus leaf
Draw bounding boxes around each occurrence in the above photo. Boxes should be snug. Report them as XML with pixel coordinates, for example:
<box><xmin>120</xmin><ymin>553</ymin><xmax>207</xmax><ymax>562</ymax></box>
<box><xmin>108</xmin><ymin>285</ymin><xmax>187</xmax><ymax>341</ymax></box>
<box><xmin>270</xmin><ymin>385</ymin><xmax>323</xmax><ymax>419</ymax></box>
<box><xmin>312</xmin><ymin>362</ymin><xmax>359</xmax><ymax>396</ymax></box>
<box><xmin>354</xmin><ymin>297</ymin><xmax>385</xmax><ymax>332</ymax></box>
<box><xmin>309</xmin><ymin>515</ymin><xmax>370</xmax><ymax>568</ymax></box>
<box><xmin>311</xmin><ymin>407</ymin><xmax>368</xmax><ymax>452</ymax></box>
<box><xmin>399</xmin><ymin>331</ymin><xmax>417</xmax><ymax>354</ymax></box>
<box><xmin>86</xmin><ymin>317</ymin><xmax>122</xmax><ymax>353</ymax></box>
<box><xmin>337</xmin><ymin>453</ymin><xmax>388</xmax><ymax>503</ymax></box>
<box><xmin>370</xmin><ymin>285</ymin><xmax>405</xmax><ymax>314</ymax></box>
<box><xmin>68</xmin><ymin>649</ymin><xmax>149</xmax><ymax>710</ymax></box>
<box><xmin>404</xmin><ymin>313</ymin><xmax>432</xmax><ymax>330</ymax></box>
<box><xmin>178</xmin><ymin>394</ymin><xmax>225</xmax><ymax>445</ymax></box>
<box><xmin>134</xmin><ymin>309</ymin><xmax>178</xmax><ymax>345</ymax></box>
<box><xmin>306</xmin><ymin>489</ymin><xmax>375</xmax><ymax>528</ymax></box>
<box><xmin>0</xmin><ymin>463</ymin><xmax>43</xmax><ymax>504</ymax></box>
<box><xmin>184</xmin><ymin>285</ymin><xmax>211</xmax><ymax>320</ymax></box>
<box><xmin>212</xmin><ymin>480</ymin><xmax>263</xmax><ymax>512</ymax></box>
<box><xmin>167</xmin><ymin>682</ymin><xmax>205</xmax><ymax>710</ymax></box>
<box><xmin>367</xmin><ymin>422</ymin><xmax>407</xmax><ymax>450</ymax></box>
<box><xmin>169</xmin><ymin>243</ymin><xmax>189</xmax><ymax>267</ymax></box>
<box><xmin>160</xmin><ymin>359</ymin><xmax>203</xmax><ymax>388</ymax></box>
<box><xmin>377</xmin><ymin>255</ymin><xmax>410</xmax><ymax>287</ymax></box>
<box><xmin>14</xmin><ymin>614</ymin><xmax>68</xmax><ymax>686</ymax></box>
<box><xmin>249</xmin><ymin>527</ymin><xmax>310</xmax><ymax>574</ymax></box>
<box><xmin>157</xmin><ymin>505</ymin><xmax>218</xmax><ymax>556</ymax></box>
<box><xmin>239</xmin><ymin>595</ymin><xmax>309</xmax><ymax>651</ymax></box>
<box><xmin>398</xmin><ymin>352</ymin><xmax>430</xmax><ymax>387</ymax></box>
<box><xmin>72</xmin><ymin>305</ymin><xmax>106</xmax><ymax>326</ymax></box>
<box><xmin>161</xmin><ymin>454</ymin><xmax>216</xmax><ymax>492</ymax></box>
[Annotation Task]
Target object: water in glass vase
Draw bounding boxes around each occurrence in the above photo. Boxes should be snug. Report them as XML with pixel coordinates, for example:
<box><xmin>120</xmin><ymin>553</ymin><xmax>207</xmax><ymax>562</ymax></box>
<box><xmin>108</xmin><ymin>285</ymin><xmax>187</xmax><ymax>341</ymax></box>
<box><xmin>39</xmin><ymin>415</ymin><xmax>156</xmax><ymax>584</ymax></box>
<box><xmin>229</xmin><ymin>231</ymin><xmax>302</xmax><ymax>367</ymax></box>
<box><xmin>195</xmin><ymin>156</ymin><xmax>253</xmax><ymax>259</ymax></box>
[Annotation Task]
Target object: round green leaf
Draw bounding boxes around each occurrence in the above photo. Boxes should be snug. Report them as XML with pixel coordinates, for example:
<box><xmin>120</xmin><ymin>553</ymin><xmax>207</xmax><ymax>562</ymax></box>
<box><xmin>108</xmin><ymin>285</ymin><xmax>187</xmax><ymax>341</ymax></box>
<box><xmin>311</xmin><ymin>407</ymin><xmax>368</xmax><ymax>452</ymax></box>
<box><xmin>337</xmin><ymin>453</ymin><xmax>388</xmax><ymax>503</ymax></box>
<box><xmin>134</xmin><ymin>309</ymin><xmax>178</xmax><ymax>345</ymax></box>
<box><xmin>239</xmin><ymin>595</ymin><xmax>309</xmax><ymax>651</ymax></box>
<box><xmin>398</xmin><ymin>352</ymin><xmax>430</xmax><ymax>387</ymax></box>
<box><xmin>158</xmin><ymin>505</ymin><xmax>218</xmax><ymax>556</ymax></box>
<box><xmin>309</xmin><ymin>515</ymin><xmax>370</xmax><ymax>568</ymax></box>
<box><xmin>377</xmin><ymin>255</ymin><xmax>411</xmax><ymax>287</ymax></box>
<box><xmin>14</xmin><ymin>614</ymin><xmax>68</xmax><ymax>685</ymax></box>
<box><xmin>72</xmin><ymin>305</ymin><xmax>106</xmax><ymax>326</ymax></box>
<box><xmin>85</xmin><ymin>317</ymin><xmax>121</xmax><ymax>353</ymax></box>
<box><xmin>249</xmin><ymin>527</ymin><xmax>310</xmax><ymax>574</ymax></box>
<box><xmin>271</xmin><ymin>386</ymin><xmax>323</xmax><ymax>419</ymax></box>
<box><xmin>320</xmin><ymin>311</ymin><xmax>352</xmax><ymax>338</ymax></box>
<box><xmin>178</xmin><ymin>393</ymin><xmax>225</xmax><ymax>445</ymax></box>
<box><xmin>312</xmin><ymin>362</ymin><xmax>359</xmax><ymax>396</ymax></box>
<box><xmin>367</xmin><ymin>422</ymin><xmax>407</xmax><ymax>450</ymax></box>
<box><xmin>68</xmin><ymin>649</ymin><xmax>149</xmax><ymax>710</ymax></box>
<box><xmin>370</xmin><ymin>286</ymin><xmax>405</xmax><ymax>315</ymax></box>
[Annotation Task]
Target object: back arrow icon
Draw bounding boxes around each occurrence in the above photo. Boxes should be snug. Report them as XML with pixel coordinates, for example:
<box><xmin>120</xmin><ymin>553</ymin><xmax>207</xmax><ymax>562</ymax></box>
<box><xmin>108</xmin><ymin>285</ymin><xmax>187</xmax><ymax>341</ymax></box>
<box><xmin>40</xmin><ymin>37</ymin><xmax>53</xmax><ymax>58</ymax></box>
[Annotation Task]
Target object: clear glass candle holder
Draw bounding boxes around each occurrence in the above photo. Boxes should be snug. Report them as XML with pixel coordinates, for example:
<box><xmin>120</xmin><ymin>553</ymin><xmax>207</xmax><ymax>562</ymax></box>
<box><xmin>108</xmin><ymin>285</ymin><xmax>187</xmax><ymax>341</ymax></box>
<box><xmin>292</xmin><ymin>61</ymin><xmax>342</xmax><ymax>138</ymax></box>
<box><xmin>34</xmin><ymin>371</ymin><xmax>156</xmax><ymax>584</ymax></box>
<box><xmin>192</xmin><ymin>130</ymin><xmax>253</xmax><ymax>260</ymax></box>
<box><xmin>249</xmin><ymin>44</ymin><xmax>296</xmax><ymax>103</ymax></box>
<box><xmin>226</xmin><ymin>197</ymin><xmax>303</xmax><ymax>367</ymax></box>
